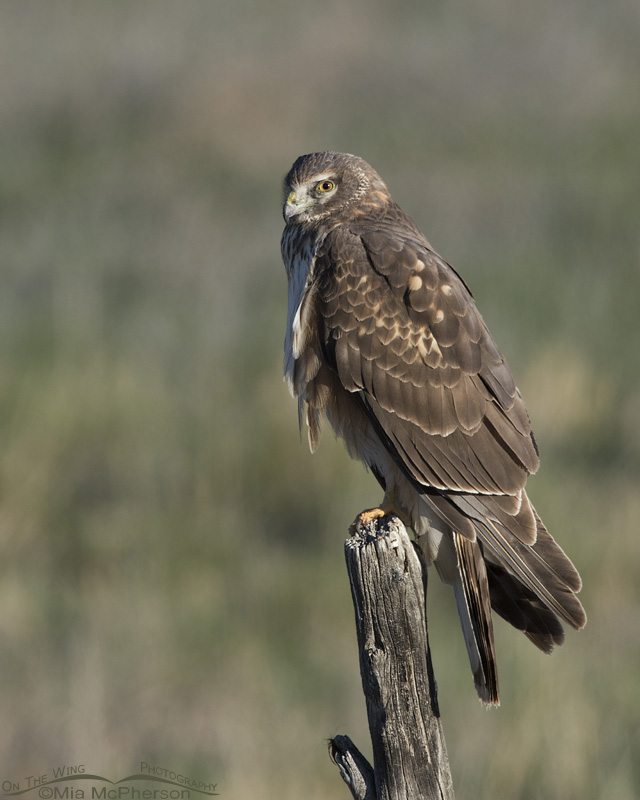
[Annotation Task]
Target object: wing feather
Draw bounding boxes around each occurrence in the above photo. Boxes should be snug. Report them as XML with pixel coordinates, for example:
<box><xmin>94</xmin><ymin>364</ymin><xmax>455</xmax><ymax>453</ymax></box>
<box><xmin>315</xmin><ymin>224</ymin><xmax>539</xmax><ymax>500</ymax></box>
<box><xmin>281</xmin><ymin>155</ymin><xmax>585</xmax><ymax>705</ymax></box>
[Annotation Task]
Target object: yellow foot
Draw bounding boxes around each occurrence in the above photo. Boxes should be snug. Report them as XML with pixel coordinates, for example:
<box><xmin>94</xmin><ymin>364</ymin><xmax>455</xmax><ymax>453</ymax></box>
<box><xmin>349</xmin><ymin>506</ymin><xmax>389</xmax><ymax>536</ymax></box>
<box><xmin>359</xmin><ymin>507</ymin><xmax>387</xmax><ymax>524</ymax></box>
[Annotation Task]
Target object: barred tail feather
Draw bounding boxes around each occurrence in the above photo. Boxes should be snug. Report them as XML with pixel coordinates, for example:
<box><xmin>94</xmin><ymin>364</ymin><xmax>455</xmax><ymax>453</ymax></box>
<box><xmin>426</xmin><ymin>488</ymin><xmax>586</xmax><ymax>672</ymax></box>
<box><xmin>485</xmin><ymin>560</ymin><xmax>566</xmax><ymax>652</ymax></box>
<box><xmin>452</xmin><ymin>533</ymin><xmax>500</xmax><ymax>705</ymax></box>
<box><xmin>457</xmin><ymin>492</ymin><xmax>587</xmax><ymax>634</ymax></box>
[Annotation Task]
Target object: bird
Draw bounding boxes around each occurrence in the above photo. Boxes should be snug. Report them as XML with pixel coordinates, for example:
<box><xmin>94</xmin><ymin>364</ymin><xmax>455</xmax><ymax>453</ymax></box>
<box><xmin>280</xmin><ymin>151</ymin><xmax>586</xmax><ymax>705</ymax></box>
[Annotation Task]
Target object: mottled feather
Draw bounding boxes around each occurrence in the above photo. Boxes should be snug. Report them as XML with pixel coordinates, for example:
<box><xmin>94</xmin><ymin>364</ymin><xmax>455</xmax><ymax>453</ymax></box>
<box><xmin>281</xmin><ymin>152</ymin><xmax>585</xmax><ymax>704</ymax></box>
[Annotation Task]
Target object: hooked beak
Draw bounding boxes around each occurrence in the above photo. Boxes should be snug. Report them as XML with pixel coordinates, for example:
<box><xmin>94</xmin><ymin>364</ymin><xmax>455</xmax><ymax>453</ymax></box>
<box><xmin>283</xmin><ymin>188</ymin><xmax>312</xmax><ymax>221</ymax></box>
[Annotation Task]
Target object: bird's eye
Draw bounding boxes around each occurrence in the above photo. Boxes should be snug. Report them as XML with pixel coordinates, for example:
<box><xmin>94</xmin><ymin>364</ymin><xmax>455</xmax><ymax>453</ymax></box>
<box><xmin>316</xmin><ymin>180</ymin><xmax>335</xmax><ymax>193</ymax></box>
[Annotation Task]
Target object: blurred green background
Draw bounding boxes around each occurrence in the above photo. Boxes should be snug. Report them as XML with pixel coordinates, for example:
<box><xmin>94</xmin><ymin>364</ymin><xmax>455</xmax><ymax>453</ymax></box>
<box><xmin>2</xmin><ymin>2</ymin><xmax>639</xmax><ymax>798</ymax></box>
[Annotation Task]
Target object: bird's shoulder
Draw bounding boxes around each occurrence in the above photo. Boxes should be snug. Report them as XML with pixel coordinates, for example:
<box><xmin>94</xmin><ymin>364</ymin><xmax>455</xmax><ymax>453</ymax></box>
<box><xmin>315</xmin><ymin>207</ymin><xmax>470</xmax><ymax>306</ymax></box>
<box><xmin>313</xmin><ymin>211</ymin><xmax>503</xmax><ymax>379</ymax></box>
<box><xmin>313</xmin><ymin>210</ymin><xmax>536</xmax><ymax>445</ymax></box>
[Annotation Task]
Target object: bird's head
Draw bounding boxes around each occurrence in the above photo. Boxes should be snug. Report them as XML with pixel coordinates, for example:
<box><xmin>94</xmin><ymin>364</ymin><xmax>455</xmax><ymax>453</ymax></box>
<box><xmin>282</xmin><ymin>152</ymin><xmax>390</xmax><ymax>226</ymax></box>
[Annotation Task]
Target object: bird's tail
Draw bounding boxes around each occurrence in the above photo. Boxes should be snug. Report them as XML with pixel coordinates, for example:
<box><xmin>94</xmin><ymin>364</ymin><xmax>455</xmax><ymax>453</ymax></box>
<box><xmin>452</xmin><ymin>532</ymin><xmax>500</xmax><ymax>705</ymax></box>
<box><xmin>417</xmin><ymin>525</ymin><xmax>500</xmax><ymax>705</ymax></box>
<box><xmin>479</xmin><ymin>507</ymin><xmax>586</xmax><ymax>650</ymax></box>
<box><xmin>424</xmin><ymin>488</ymin><xmax>586</xmax><ymax>703</ymax></box>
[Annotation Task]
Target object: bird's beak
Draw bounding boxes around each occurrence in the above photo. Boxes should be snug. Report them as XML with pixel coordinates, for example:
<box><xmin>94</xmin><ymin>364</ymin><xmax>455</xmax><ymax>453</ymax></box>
<box><xmin>284</xmin><ymin>188</ymin><xmax>311</xmax><ymax>221</ymax></box>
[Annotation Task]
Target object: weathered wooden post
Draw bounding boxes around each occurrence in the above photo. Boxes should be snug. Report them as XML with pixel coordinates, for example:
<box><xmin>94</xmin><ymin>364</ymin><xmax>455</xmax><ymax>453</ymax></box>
<box><xmin>329</xmin><ymin>515</ymin><xmax>455</xmax><ymax>800</ymax></box>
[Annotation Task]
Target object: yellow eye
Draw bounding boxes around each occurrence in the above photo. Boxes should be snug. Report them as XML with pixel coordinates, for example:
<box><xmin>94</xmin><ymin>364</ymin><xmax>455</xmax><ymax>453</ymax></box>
<box><xmin>316</xmin><ymin>179</ymin><xmax>335</xmax><ymax>193</ymax></box>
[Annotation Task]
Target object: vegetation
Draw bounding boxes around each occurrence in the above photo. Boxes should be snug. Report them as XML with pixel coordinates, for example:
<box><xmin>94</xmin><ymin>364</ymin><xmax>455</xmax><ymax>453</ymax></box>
<box><xmin>2</xmin><ymin>2</ymin><xmax>639</xmax><ymax>797</ymax></box>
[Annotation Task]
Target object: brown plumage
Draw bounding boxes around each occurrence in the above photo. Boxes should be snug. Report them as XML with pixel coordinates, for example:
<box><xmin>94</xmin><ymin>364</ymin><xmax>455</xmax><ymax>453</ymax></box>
<box><xmin>281</xmin><ymin>151</ymin><xmax>586</xmax><ymax>704</ymax></box>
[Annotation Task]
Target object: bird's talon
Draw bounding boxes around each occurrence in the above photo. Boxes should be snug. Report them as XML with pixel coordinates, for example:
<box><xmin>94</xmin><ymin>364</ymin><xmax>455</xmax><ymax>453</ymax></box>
<box><xmin>349</xmin><ymin>507</ymin><xmax>389</xmax><ymax>535</ymax></box>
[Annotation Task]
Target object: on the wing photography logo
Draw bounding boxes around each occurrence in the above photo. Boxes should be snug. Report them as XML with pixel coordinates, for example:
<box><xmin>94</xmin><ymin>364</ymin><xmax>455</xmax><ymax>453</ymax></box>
<box><xmin>2</xmin><ymin>763</ymin><xmax>218</xmax><ymax>799</ymax></box>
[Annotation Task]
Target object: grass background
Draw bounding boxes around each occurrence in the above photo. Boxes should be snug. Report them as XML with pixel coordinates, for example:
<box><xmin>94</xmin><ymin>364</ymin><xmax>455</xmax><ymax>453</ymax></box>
<box><xmin>2</xmin><ymin>2</ymin><xmax>639</xmax><ymax>797</ymax></box>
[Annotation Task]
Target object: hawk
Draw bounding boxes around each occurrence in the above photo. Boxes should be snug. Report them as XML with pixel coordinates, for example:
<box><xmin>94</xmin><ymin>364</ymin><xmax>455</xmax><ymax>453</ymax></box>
<box><xmin>280</xmin><ymin>151</ymin><xmax>586</xmax><ymax>704</ymax></box>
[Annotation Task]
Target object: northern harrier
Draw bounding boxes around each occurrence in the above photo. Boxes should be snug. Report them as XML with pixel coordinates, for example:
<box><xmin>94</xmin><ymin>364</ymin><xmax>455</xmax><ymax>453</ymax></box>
<box><xmin>280</xmin><ymin>151</ymin><xmax>585</xmax><ymax>704</ymax></box>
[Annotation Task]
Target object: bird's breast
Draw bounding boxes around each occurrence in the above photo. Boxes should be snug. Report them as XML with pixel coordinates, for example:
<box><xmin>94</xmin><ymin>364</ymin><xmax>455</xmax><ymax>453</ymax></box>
<box><xmin>282</xmin><ymin>226</ymin><xmax>321</xmax><ymax>393</ymax></box>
